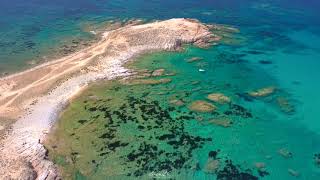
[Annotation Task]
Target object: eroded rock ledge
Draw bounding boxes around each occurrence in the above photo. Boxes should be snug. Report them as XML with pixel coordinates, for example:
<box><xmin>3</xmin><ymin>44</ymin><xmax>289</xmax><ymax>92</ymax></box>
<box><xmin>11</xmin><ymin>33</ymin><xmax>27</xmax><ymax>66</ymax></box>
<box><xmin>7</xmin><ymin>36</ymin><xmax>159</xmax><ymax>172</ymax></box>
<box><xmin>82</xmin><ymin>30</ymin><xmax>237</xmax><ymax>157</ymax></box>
<box><xmin>0</xmin><ymin>18</ymin><xmax>222</xmax><ymax>179</ymax></box>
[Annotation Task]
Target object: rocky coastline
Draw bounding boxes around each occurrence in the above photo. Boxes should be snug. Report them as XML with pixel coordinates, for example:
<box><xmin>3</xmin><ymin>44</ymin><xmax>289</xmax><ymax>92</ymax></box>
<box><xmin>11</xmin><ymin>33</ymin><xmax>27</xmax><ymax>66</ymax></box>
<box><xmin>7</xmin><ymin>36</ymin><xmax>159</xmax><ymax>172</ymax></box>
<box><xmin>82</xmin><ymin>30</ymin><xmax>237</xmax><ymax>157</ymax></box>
<box><xmin>0</xmin><ymin>18</ymin><xmax>222</xmax><ymax>179</ymax></box>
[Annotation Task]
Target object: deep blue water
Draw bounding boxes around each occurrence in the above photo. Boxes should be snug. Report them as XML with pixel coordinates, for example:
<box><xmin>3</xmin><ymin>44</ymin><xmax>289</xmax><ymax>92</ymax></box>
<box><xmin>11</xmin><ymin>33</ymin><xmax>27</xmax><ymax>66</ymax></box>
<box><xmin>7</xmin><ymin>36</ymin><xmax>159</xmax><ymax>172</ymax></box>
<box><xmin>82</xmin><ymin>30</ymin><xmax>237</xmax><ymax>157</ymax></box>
<box><xmin>1</xmin><ymin>0</ymin><xmax>320</xmax><ymax>179</ymax></box>
<box><xmin>0</xmin><ymin>0</ymin><xmax>319</xmax><ymax>72</ymax></box>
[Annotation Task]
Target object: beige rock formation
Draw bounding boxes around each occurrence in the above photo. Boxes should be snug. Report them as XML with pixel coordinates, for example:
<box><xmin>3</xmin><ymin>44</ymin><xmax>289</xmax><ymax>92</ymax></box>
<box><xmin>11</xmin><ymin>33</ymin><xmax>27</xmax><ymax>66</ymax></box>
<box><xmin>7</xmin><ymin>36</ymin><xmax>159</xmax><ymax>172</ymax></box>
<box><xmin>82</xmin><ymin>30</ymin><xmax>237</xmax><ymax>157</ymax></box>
<box><xmin>209</xmin><ymin>118</ymin><xmax>233</xmax><ymax>128</ymax></box>
<box><xmin>204</xmin><ymin>159</ymin><xmax>220</xmax><ymax>173</ymax></box>
<box><xmin>207</xmin><ymin>93</ymin><xmax>231</xmax><ymax>104</ymax></box>
<box><xmin>169</xmin><ymin>99</ymin><xmax>185</xmax><ymax>106</ymax></box>
<box><xmin>186</xmin><ymin>57</ymin><xmax>203</xmax><ymax>63</ymax></box>
<box><xmin>188</xmin><ymin>100</ymin><xmax>216</xmax><ymax>113</ymax></box>
<box><xmin>276</xmin><ymin>97</ymin><xmax>295</xmax><ymax>114</ymax></box>
<box><xmin>248</xmin><ymin>86</ymin><xmax>276</xmax><ymax>97</ymax></box>
<box><xmin>254</xmin><ymin>162</ymin><xmax>266</xmax><ymax>170</ymax></box>
<box><xmin>278</xmin><ymin>148</ymin><xmax>293</xmax><ymax>158</ymax></box>
<box><xmin>151</xmin><ymin>69</ymin><xmax>165</xmax><ymax>76</ymax></box>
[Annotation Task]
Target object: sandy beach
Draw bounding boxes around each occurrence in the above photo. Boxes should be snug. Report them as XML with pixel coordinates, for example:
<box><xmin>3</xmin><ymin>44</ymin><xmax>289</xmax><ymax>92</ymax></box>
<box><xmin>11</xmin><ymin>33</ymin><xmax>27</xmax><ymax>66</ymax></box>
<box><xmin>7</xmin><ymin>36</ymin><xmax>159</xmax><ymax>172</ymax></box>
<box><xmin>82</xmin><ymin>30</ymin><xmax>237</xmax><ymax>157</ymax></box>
<box><xmin>0</xmin><ymin>18</ymin><xmax>220</xmax><ymax>179</ymax></box>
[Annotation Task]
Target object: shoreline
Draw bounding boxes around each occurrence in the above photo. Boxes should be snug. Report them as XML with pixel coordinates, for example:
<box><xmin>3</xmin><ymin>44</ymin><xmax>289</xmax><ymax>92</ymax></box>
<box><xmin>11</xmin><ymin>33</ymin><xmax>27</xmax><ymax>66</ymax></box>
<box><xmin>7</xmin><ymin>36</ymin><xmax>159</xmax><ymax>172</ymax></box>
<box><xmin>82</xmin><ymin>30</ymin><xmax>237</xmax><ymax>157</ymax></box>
<box><xmin>0</xmin><ymin>18</ymin><xmax>220</xmax><ymax>179</ymax></box>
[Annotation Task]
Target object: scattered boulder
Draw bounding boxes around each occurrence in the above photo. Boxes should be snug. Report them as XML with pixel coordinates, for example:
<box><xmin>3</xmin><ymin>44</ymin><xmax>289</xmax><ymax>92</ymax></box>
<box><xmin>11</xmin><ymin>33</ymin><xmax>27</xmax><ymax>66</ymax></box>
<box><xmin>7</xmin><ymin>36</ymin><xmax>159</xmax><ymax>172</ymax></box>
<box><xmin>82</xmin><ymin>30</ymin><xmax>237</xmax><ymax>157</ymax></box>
<box><xmin>1</xmin><ymin>72</ymin><xmax>9</xmax><ymax>77</ymax></box>
<box><xmin>204</xmin><ymin>159</ymin><xmax>220</xmax><ymax>173</ymax></box>
<box><xmin>151</xmin><ymin>69</ymin><xmax>165</xmax><ymax>76</ymax></box>
<box><xmin>191</xmin><ymin>81</ymin><xmax>200</xmax><ymax>85</ymax></box>
<box><xmin>209</xmin><ymin>118</ymin><xmax>233</xmax><ymax>128</ymax></box>
<box><xmin>169</xmin><ymin>99</ymin><xmax>185</xmax><ymax>107</ymax></box>
<box><xmin>254</xmin><ymin>162</ymin><xmax>269</xmax><ymax>177</ymax></box>
<box><xmin>26</xmin><ymin>60</ymin><xmax>37</xmax><ymax>65</ymax></box>
<box><xmin>276</xmin><ymin>97</ymin><xmax>295</xmax><ymax>114</ymax></box>
<box><xmin>188</xmin><ymin>100</ymin><xmax>216</xmax><ymax>113</ymax></box>
<box><xmin>207</xmin><ymin>93</ymin><xmax>231</xmax><ymax>104</ymax></box>
<box><xmin>254</xmin><ymin>162</ymin><xmax>266</xmax><ymax>170</ymax></box>
<box><xmin>186</xmin><ymin>57</ymin><xmax>203</xmax><ymax>63</ymax></box>
<box><xmin>288</xmin><ymin>169</ymin><xmax>300</xmax><ymax>177</ymax></box>
<box><xmin>278</xmin><ymin>148</ymin><xmax>293</xmax><ymax>158</ymax></box>
<box><xmin>248</xmin><ymin>86</ymin><xmax>276</xmax><ymax>97</ymax></box>
<box><xmin>122</xmin><ymin>78</ymin><xmax>172</xmax><ymax>86</ymax></box>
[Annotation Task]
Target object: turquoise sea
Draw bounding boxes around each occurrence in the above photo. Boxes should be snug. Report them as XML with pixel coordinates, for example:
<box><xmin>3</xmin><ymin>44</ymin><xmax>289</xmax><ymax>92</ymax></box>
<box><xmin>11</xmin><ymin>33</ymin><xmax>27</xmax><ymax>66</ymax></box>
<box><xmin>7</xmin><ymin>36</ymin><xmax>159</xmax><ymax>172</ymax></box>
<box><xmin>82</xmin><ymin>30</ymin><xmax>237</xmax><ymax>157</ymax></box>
<box><xmin>2</xmin><ymin>0</ymin><xmax>320</xmax><ymax>179</ymax></box>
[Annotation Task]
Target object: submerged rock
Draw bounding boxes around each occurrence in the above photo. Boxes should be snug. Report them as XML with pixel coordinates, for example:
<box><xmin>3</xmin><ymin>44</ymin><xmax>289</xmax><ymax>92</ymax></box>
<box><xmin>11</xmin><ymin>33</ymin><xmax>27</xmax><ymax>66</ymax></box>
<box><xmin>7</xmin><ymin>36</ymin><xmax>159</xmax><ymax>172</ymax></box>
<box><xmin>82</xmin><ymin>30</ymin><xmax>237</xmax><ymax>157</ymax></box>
<box><xmin>254</xmin><ymin>162</ymin><xmax>266</xmax><ymax>170</ymax></box>
<box><xmin>191</xmin><ymin>81</ymin><xmax>200</xmax><ymax>85</ymax></box>
<box><xmin>276</xmin><ymin>97</ymin><xmax>295</xmax><ymax>114</ymax></box>
<box><xmin>209</xmin><ymin>118</ymin><xmax>233</xmax><ymax>128</ymax></box>
<box><xmin>248</xmin><ymin>86</ymin><xmax>276</xmax><ymax>97</ymax></box>
<box><xmin>188</xmin><ymin>100</ymin><xmax>216</xmax><ymax>113</ymax></box>
<box><xmin>186</xmin><ymin>57</ymin><xmax>203</xmax><ymax>63</ymax></box>
<box><xmin>207</xmin><ymin>93</ymin><xmax>231</xmax><ymax>104</ymax></box>
<box><xmin>254</xmin><ymin>162</ymin><xmax>269</xmax><ymax>177</ymax></box>
<box><xmin>288</xmin><ymin>169</ymin><xmax>300</xmax><ymax>177</ymax></box>
<box><xmin>278</xmin><ymin>148</ymin><xmax>293</xmax><ymax>158</ymax></box>
<box><xmin>122</xmin><ymin>78</ymin><xmax>172</xmax><ymax>86</ymax></box>
<box><xmin>26</xmin><ymin>60</ymin><xmax>37</xmax><ymax>65</ymax></box>
<box><xmin>169</xmin><ymin>99</ymin><xmax>185</xmax><ymax>107</ymax></box>
<box><xmin>204</xmin><ymin>159</ymin><xmax>220</xmax><ymax>173</ymax></box>
<box><xmin>151</xmin><ymin>69</ymin><xmax>165</xmax><ymax>76</ymax></box>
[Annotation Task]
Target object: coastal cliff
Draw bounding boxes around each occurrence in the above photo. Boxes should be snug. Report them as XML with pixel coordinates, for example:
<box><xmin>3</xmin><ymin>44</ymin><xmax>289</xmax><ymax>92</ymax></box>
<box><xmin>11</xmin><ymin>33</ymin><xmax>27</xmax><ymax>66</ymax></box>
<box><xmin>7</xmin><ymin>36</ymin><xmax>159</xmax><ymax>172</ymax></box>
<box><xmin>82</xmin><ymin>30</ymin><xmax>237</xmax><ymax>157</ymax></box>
<box><xmin>0</xmin><ymin>18</ymin><xmax>221</xmax><ymax>179</ymax></box>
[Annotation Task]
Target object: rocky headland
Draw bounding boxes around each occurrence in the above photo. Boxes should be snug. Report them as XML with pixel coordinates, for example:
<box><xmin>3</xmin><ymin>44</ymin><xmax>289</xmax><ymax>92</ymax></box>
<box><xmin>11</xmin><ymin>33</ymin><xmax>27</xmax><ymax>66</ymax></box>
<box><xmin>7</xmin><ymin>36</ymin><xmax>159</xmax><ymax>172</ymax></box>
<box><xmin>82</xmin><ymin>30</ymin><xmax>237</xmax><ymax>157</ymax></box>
<box><xmin>0</xmin><ymin>18</ymin><xmax>223</xmax><ymax>179</ymax></box>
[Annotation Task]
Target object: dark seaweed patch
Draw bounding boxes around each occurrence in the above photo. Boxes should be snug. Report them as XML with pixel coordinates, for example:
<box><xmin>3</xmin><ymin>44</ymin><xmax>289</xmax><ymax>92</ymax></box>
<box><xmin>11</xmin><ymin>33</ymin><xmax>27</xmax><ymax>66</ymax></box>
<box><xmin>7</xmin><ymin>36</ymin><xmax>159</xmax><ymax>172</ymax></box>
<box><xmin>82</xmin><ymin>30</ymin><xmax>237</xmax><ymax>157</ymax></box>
<box><xmin>244</xmin><ymin>50</ymin><xmax>265</xmax><ymax>55</ymax></box>
<box><xmin>258</xmin><ymin>169</ymin><xmax>270</xmax><ymax>177</ymax></box>
<box><xmin>78</xmin><ymin>119</ymin><xmax>87</xmax><ymax>124</ymax></box>
<box><xmin>224</xmin><ymin>104</ymin><xmax>253</xmax><ymax>118</ymax></box>
<box><xmin>259</xmin><ymin>60</ymin><xmax>273</xmax><ymax>65</ymax></box>
<box><xmin>208</xmin><ymin>150</ymin><xmax>220</xmax><ymax>159</ymax></box>
<box><xmin>215</xmin><ymin>52</ymin><xmax>249</xmax><ymax>64</ymax></box>
<box><xmin>217</xmin><ymin>160</ymin><xmax>258</xmax><ymax>180</ymax></box>
<box><xmin>88</xmin><ymin>107</ymin><xmax>97</xmax><ymax>112</ymax></box>
<box><xmin>314</xmin><ymin>153</ymin><xmax>320</xmax><ymax>167</ymax></box>
<box><xmin>236</xmin><ymin>93</ymin><xmax>254</xmax><ymax>102</ymax></box>
<box><xmin>79</xmin><ymin>94</ymin><xmax>211</xmax><ymax>177</ymax></box>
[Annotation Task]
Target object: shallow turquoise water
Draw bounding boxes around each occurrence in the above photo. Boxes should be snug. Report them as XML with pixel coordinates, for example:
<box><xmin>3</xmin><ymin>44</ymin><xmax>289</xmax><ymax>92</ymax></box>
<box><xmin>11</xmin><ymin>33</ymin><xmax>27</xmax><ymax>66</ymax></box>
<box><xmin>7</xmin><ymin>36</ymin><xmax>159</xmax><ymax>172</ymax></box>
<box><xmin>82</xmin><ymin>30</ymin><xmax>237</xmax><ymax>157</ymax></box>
<box><xmin>47</xmin><ymin>43</ymin><xmax>320</xmax><ymax>179</ymax></box>
<box><xmin>2</xmin><ymin>0</ymin><xmax>320</xmax><ymax>179</ymax></box>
